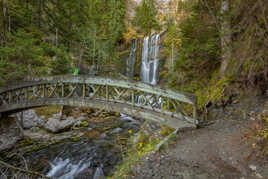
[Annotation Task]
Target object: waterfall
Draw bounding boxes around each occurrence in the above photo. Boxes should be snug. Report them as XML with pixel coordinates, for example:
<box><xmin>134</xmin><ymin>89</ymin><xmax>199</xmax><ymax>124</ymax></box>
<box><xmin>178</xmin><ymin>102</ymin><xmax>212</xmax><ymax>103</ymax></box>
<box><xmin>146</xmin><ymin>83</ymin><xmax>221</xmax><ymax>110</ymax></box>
<box><xmin>137</xmin><ymin>34</ymin><xmax>161</xmax><ymax>108</ymax></box>
<box><xmin>140</xmin><ymin>34</ymin><xmax>160</xmax><ymax>85</ymax></box>
<box><xmin>126</xmin><ymin>39</ymin><xmax>138</xmax><ymax>78</ymax></box>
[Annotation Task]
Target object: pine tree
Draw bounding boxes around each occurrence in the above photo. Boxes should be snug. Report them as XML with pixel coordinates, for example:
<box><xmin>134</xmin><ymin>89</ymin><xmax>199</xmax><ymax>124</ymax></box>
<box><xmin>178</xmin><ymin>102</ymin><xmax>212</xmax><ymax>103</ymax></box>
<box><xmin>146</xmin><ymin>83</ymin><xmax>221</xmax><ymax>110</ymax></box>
<box><xmin>134</xmin><ymin>0</ymin><xmax>159</xmax><ymax>35</ymax></box>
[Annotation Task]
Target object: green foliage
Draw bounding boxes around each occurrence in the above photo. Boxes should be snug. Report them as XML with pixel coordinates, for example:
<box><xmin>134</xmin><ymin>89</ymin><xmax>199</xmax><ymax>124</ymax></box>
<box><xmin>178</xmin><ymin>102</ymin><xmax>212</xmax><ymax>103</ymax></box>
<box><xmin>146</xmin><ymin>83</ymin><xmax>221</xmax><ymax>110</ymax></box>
<box><xmin>110</xmin><ymin>132</ymin><xmax>159</xmax><ymax>179</ymax></box>
<box><xmin>0</xmin><ymin>0</ymin><xmax>127</xmax><ymax>84</ymax></box>
<box><xmin>107</xmin><ymin>0</ymin><xmax>126</xmax><ymax>44</ymax></box>
<box><xmin>81</xmin><ymin>121</ymin><xmax>89</xmax><ymax>127</ymax></box>
<box><xmin>0</xmin><ymin>27</ymin><xmax>50</xmax><ymax>84</ymax></box>
<box><xmin>133</xmin><ymin>0</ymin><xmax>160</xmax><ymax>34</ymax></box>
<box><xmin>167</xmin><ymin>1</ymin><xmax>221</xmax><ymax>94</ymax></box>
<box><xmin>195</xmin><ymin>78</ymin><xmax>231</xmax><ymax>108</ymax></box>
<box><xmin>176</xmin><ymin>13</ymin><xmax>220</xmax><ymax>81</ymax></box>
<box><xmin>0</xmin><ymin>27</ymin><xmax>72</xmax><ymax>84</ymax></box>
<box><xmin>227</xmin><ymin>0</ymin><xmax>268</xmax><ymax>91</ymax></box>
<box><xmin>49</xmin><ymin>49</ymin><xmax>72</xmax><ymax>75</ymax></box>
<box><xmin>168</xmin><ymin>0</ymin><xmax>267</xmax><ymax>95</ymax></box>
<box><xmin>160</xmin><ymin>125</ymin><xmax>175</xmax><ymax>137</ymax></box>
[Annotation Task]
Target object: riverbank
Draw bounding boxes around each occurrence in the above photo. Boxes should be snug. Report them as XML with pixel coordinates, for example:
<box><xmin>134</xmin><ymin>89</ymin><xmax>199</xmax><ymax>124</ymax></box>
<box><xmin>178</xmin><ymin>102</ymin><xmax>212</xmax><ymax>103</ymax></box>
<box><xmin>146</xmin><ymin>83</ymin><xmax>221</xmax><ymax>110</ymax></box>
<box><xmin>112</xmin><ymin>95</ymin><xmax>268</xmax><ymax>179</ymax></box>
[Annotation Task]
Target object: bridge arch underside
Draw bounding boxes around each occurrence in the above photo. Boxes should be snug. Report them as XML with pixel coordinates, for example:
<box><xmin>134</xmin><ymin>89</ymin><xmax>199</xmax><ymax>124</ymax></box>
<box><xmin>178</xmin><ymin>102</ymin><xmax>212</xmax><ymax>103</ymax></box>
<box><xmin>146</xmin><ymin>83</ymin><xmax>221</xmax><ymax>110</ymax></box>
<box><xmin>0</xmin><ymin>98</ymin><xmax>196</xmax><ymax>130</ymax></box>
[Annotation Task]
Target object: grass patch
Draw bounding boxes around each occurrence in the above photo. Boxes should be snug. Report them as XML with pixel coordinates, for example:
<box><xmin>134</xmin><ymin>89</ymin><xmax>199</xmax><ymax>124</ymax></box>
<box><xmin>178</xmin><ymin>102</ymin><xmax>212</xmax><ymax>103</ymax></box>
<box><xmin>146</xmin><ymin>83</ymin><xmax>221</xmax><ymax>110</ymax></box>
<box><xmin>108</xmin><ymin>133</ymin><xmax>160</xmax><ymax>179</ymax></box>
<box><xmin>108</xmin><ymin>150</ymin><xmax>142</xmax><ymax>179</ymax></box>
<box><xmin>245</xmin><ymin>114</ymin><xmax>268</xmax><ymax>158</ymax></box>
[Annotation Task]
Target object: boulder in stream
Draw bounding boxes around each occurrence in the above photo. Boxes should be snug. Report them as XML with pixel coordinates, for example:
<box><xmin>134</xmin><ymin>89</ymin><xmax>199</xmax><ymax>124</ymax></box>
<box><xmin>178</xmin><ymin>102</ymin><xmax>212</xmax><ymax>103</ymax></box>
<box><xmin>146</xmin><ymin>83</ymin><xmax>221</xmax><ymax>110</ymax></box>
<box><xmin>44</xmin><ymin>114</ymin><xmax>86</xmax><ymax>133</ymax></box>
<box><xmin>15</xmin><ymin>110</ymin><xmax>45</xmax><ymax>129</ymax></box>
<box><xmin>44</xmin><ymin>117</ymin><xmax>75</xmax><ymax>133</ymax></box>
<box><xmin>0</xmin><ymin>117</ymin><xmax>23</xmax><ymax>152</ymax></box>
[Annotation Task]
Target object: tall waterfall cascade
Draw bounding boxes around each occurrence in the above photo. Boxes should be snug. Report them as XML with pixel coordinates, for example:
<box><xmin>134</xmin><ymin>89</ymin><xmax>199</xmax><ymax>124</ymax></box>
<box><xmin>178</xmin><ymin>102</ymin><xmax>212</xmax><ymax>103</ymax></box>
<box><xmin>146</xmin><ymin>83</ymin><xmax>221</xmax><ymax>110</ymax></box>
<box><xmin>140</xmin><ymin>34</ymin><xmax>161</xmax><ymax>85</ymax></box>
<box><xmin>126</xmin><ymin>39</ymin><xmax>138</xmax><ymax>78</ymax></box>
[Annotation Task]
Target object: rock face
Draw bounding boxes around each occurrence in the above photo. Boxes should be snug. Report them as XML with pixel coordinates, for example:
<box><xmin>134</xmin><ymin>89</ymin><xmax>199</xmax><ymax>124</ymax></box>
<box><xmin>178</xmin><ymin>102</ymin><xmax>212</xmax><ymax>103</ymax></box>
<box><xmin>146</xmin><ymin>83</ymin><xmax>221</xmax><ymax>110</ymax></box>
<box><xmin>15</xmin><ymin>110</ymin><xmax>46</xmax><ymax>129</ymax></box>
<box><xmin>0</xmin><ymin>117</ymin><xmax>23</xmax><ymax>152</ymax></box>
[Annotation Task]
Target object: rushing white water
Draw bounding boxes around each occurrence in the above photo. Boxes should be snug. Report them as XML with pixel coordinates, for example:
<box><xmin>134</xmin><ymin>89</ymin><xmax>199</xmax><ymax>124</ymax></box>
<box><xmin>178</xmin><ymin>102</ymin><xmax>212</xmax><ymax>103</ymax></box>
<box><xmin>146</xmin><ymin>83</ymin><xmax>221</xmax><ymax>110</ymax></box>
<box><xmin>137</xmin><ymin>34</ymin><xmax>162</xmax><ymax>109</ymax></box>
<box><xmin>46</xmin><ymin>157</ymin><xmax>91</xmax><ymax>179</ymax></box>
<box><xmin>93</xmin><ymin>167</ymin><xmax>105</xmax><ymax>179</ymax></box>
<box><xmin>126</xmin><ymin>39</ymin><xmax>138</xmax><ymax>78</ymax></box>
<box><xmin>140</xmin><ymin>34</ymin><xmax>160</xmax><ymax>85</ymax></box>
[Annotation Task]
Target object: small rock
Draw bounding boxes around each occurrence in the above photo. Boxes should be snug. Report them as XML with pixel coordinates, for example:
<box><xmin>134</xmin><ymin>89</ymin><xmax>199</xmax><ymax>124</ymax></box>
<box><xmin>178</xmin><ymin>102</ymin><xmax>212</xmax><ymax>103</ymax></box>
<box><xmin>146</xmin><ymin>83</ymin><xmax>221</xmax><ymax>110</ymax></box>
<box><xmin>232</xmin><ymin>100</ymin><xmax>239</xmax><ymax>104</ymax></box>
<box><xmin>262</xmin><ymin>110</ymin><xmax>268</xmax><ymax>117</ymax></box>
<box><xmin>44</xmin><ymin>118</ymin><xmax>75</xmax><ymax>133</ymax></box>
<box><xmin>24</xmin><ymin>130</ymin><xmax>50</xmax><ymax>141</ymax></box>
<box><xmin>249</xmin><ymin>164</ymin><xmax>257</xmax><ymax>171</ymax></box>
<box><xmin>76</xmin><ymin>116</ymin><xmax>86</xmax><ymax>121</ymax></box>
<box><xmin>52</xmin><ymin>112</ymin><xmax>62</xmax><ymax>119</ymax></box>
<box><xmin>249</xmin><ymin>117</ymin><xmax>256</xmax><ymax>121</ymax></box>
<box><xmin>256</xmin><ymin>173</ymin><xmax>263</xmax><ymax>179</ymax></box>
<box><xmin>249</xmin><ymin>111</ymin><xmax>255</xmax><ymax>115</ymax></box>
<box><xmin>30</xmin><ymin>127</ymin><xmax>41</xmax><ymax>132</ymax></box>
<box><xmin>66</xmin><ymin>116</ymin><xmax>74</xmax><ymax>121</ymax></box>
<box><xmin>80</xmin><ymin>113</ymin><xmax>87</xmax><ymax>117</ymax></box>
<box><xmin>99</xmin><ymin>133</ymin><xmax>107</xmax><ymax>138</ymax></box>
<box><xmin>109</xmin><ymin>128</ymin><xmax>123</xmax><ymax>134</ymax></box>
<box><xmin>243</xmin><ymin>111</ymin><xmax>247</xmax><ymax>120</ymax></box>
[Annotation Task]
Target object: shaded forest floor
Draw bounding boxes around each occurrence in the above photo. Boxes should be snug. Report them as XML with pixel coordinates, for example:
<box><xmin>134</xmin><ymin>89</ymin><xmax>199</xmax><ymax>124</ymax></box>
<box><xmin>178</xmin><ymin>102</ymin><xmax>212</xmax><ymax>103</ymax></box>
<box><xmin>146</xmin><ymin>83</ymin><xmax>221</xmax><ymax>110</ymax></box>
<box><xmin>124</xmin><ymin>95</ymin><xmax>268</xmax><ymax>179</ymax></box>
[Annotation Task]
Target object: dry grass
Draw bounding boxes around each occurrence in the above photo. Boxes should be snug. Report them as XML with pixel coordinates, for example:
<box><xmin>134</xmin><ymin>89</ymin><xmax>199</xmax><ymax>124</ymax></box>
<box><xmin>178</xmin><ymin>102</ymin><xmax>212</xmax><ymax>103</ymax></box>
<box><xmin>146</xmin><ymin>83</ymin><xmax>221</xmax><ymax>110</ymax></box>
<box><xmin>35</xmin><ymin>106</ymin><xmax>62</xmax><ymax>119</ymax></box>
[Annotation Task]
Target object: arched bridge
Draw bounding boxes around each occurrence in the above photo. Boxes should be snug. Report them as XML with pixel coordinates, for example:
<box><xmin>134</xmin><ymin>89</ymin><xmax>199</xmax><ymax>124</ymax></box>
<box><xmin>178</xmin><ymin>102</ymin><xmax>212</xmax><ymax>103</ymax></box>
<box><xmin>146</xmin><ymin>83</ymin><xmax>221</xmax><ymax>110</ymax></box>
<box><xmin>0</xmin><ymin>75</ymin><xmax>198</xmax><ymax>129</ymax></box>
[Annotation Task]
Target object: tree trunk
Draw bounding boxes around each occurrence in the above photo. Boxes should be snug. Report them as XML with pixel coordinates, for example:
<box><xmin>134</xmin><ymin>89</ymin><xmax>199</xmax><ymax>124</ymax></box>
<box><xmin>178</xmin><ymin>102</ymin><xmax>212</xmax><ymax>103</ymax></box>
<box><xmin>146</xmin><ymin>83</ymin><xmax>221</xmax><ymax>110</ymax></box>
<box><xmin>56</xmin><ymin>27</ymin><xmax>58</xmax><ymax>58</ymax></box>
<box><xmin>220</xmin><ymin>0</ymin><xmax>231</xmax><ymax>76</ymax></box>
<box><xmin>1</xmin><ymin>0</ymin><xmax>6</xmax><ymax>47</ymax></box>
<box><xmin>171</xmin><ymin>41</ymin><xmax>174</xmax><ymax>70</ymax></box>
<box><xmin>38</xmin><ymin>0</ymin><xmax>41</xmax><ymax>28</ymax></box>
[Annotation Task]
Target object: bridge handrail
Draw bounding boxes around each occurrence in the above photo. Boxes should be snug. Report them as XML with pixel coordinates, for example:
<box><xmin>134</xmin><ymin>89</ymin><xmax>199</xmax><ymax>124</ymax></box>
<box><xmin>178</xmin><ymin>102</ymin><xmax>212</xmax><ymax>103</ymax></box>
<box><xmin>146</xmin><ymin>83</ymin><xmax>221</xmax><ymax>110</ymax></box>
<box><xmin>0</xmin><ymin>75</ymin><xmax>197</xmax><ymax>105</ymax></box>
<box><xmin>0</xmin><ymin>75</ymin><xmax>198</xmax><ymax>123</ymax></box>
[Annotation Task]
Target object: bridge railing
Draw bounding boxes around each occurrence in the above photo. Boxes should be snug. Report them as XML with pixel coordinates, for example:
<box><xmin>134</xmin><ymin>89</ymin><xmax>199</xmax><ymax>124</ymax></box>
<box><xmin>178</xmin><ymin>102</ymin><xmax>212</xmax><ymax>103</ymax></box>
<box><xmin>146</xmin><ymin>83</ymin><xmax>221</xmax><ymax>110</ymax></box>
<box><xmin>0</xmin><ymin>75</ymin><xmax>198</xmax><ymax>124</ymax></box>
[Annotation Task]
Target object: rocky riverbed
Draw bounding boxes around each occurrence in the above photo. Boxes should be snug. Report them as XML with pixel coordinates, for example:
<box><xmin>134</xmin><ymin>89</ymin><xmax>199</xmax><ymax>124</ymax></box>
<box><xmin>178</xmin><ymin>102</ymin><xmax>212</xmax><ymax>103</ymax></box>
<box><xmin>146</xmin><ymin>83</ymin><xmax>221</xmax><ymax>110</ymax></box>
<box><xmin>0</xmin><ymin>107</ymin><xmax>144</xmax><ymax>178</ymax></box>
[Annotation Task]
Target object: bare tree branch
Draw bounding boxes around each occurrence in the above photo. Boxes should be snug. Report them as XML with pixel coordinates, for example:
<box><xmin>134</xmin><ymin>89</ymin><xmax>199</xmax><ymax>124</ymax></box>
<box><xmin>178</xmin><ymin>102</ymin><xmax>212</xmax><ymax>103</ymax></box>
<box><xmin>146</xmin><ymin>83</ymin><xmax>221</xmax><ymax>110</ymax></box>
<box><xmin>0</xmin><ymin>160</ymin><xmax>49</xmax><ymax>179</ymax></box>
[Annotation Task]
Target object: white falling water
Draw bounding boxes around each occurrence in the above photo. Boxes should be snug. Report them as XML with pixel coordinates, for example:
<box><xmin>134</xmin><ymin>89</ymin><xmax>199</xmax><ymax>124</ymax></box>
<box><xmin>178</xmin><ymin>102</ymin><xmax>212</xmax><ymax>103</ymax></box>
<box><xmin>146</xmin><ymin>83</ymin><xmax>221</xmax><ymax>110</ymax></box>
<box><xmin>126</xmin><ymin>39</ymin><xmax>138</xmax><ymax>78</ymax></box>
<box><xmin>46</xmin><ymin>157</ymin><xmax>91</xmax><ymax>179</ymax></box>
<box><xmin>140</xmin><ymin>34</ymin><xmax>160</xmax><ymax>85</ymax></box>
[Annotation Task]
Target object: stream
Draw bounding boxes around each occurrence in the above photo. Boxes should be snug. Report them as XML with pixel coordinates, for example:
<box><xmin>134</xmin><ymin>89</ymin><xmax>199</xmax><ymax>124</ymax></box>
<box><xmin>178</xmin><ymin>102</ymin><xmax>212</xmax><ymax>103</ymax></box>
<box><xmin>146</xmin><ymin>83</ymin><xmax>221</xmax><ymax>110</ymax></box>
<box><xmin>22</xmin><ymin>114</ymin><xmax>142</xmax><ymax>179</ymax></box>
